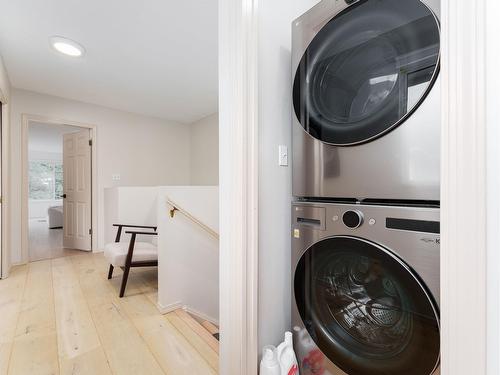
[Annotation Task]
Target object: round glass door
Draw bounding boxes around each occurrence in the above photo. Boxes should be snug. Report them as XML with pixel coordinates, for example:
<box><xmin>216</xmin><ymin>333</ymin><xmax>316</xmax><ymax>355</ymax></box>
<box><xmin>293</xmin><ymin>0</ymin><xmax>440</xmax><ymax>145</ymax></box>
<box><xmin>294</xmin><ymin>236</ymin><xmax>440</xmax><ymax>375</ymax></box>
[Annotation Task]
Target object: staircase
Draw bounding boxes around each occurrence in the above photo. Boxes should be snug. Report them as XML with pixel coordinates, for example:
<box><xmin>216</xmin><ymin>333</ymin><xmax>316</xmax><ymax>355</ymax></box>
<box><xmin>201</xmin><ymin>319</ymin><xmax>220</xmax><ymax>341</ymax></box>
<box><xmin>165</xmin><ymin>308</ymin><xmax>220</xmax><ymax>370</ymax></box>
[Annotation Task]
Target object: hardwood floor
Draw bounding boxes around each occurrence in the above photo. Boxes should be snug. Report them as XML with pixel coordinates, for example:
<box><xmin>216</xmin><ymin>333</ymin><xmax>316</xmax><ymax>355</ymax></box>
<box><xmin>1</xmin><ymin>252</ymin><xmax>218</xmax><ymax>375</ymax></box>
<box><xmin>29</xmin><ymin>218</ymin><xmax>83</xmax><ymax>262</ymax></box>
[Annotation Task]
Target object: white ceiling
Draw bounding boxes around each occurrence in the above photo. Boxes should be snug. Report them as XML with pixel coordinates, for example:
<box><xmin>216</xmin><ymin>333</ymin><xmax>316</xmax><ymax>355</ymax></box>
<box><xmin>29</xmin><ymin>122</ymin><xmax>84</xmax><ymax>154</ymax></box>
<box><xmin>0</xmin><ymin>0</ymin><xmax>218</xmax><ymax>124</ymax></box>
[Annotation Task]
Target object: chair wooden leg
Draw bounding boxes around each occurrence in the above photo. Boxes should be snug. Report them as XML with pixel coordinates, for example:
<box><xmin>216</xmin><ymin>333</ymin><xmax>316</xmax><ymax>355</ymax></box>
<box><xmin>107</xmin><ymin>264</ymin><xmax>114</xmax><ymax>279</ymax></box>
<box><xmin>119</xmin><ymin>265</ymin><xmax>131</xmax><ymax>298</ymax></box>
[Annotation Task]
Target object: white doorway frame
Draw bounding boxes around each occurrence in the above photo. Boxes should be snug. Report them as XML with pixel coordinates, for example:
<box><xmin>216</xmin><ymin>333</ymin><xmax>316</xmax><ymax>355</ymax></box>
<box><xmin>218</xmin><ymin>0</ymin><xmax>259</xmax><ymax>373</ymax></box>
<box><xmin>0</xmin><ymin>94</ymin><xmax>10</xmax><ymax>278</ymax></box>
<box><xmin>441</xmin><ymin>0</ymin><xmax>500</xmax><ymax>374</ymax></box>
<box><xmin>20</xmin><ymin>114</ymin><xmax>98</xmax><ymax>264</ymax></box>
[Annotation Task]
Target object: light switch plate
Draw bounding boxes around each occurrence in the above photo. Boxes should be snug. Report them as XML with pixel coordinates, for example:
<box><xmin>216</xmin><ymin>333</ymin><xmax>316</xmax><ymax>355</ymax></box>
<box><xmin>279</xmin><ymin>145</ymin><xmax>288</xmax><ymax>166</ymax></box>
<box><xmin>112</xmin><ymin>174</ymin><xmax>121</xmax><ymax>181</ymax></box>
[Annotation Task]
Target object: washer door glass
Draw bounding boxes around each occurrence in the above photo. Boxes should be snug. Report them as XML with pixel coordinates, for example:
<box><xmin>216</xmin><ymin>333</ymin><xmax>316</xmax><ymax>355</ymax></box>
<box><xmin>293</xmin><ymin>0</ymin><xmax>440</xmax><ymax>145</ymax></box>
<box><xmin>294</xmin><ymin>236</ymin><xmax>440</xmax><ymax>375</ymax></box>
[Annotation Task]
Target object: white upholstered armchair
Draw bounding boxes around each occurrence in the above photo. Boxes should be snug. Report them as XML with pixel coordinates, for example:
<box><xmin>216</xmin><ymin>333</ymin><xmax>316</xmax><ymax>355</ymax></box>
<box><xmin>104</xmin><ymin>224</ymin><xmax>158</xmax><ymax>297</ymax></box>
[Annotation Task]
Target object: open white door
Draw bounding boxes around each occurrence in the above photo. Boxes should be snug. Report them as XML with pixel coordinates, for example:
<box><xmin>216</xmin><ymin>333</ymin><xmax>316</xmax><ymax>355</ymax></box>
<box><xmin>63</xmin><ymin>129</ymin><xmax>92</xmax><ymax>251</ymax></box>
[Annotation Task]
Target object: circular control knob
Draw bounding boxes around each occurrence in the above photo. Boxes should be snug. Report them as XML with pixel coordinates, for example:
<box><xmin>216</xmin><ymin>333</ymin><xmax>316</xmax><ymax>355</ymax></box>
<box><xmin>342</xmin><ymin>210</ymin><xmax>364</xmax><ymax>229</ymax></box>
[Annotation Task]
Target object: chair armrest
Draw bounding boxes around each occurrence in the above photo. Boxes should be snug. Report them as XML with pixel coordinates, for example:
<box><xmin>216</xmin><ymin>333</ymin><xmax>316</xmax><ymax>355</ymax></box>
<box><xmin>113</xmin><ymin>224</ymin><xmax>157</xmax><ymax>242</ymax></box>
<box><xmin>113</xmin><ymin>224</ymin><xmax>157</xmax><ymax>230</ymax></box>
<box><xmin>124</xmin><ymin>230</ymin><xmax>158</xmax><ymax>236</ymax></box>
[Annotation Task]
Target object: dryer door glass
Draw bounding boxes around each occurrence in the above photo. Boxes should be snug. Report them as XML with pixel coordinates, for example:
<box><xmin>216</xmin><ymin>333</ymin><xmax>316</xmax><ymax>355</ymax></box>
<box><xmin>293</xmin><ymin>0</ymin><xmax>440</xmax><ymax>145</ymax></box>
<box><xmin>294</xmin><ymin>236</ymin><xmax>440</xmax><ymax>375</ymax></box>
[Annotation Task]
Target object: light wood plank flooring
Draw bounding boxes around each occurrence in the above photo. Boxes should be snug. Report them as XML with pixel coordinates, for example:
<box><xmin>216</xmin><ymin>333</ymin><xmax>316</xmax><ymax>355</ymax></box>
<box><xmin>29</xmin><ymin>218</ymin><xmax>83</xmax><ymax>262</ymax></box>
<box><xmin>1</xmin><ymin>252</ymin><xmax>218</xmax><ymax>375</ymax></box>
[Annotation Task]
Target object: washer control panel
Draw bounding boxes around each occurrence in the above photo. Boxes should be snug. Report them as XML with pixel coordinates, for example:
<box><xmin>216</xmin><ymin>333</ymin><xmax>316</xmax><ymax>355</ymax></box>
<box><xmin>342</xmin><ymin>210</ymin><xmax>364</xmax><ymax>229</ymax></box>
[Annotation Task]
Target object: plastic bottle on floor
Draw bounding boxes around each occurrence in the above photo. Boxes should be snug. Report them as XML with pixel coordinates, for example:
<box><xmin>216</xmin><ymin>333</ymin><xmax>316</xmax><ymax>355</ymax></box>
<box><xmin>277</xmin><ymin>332</ymin><xmax>299</xmax><ymax>375</ymax></box>
<box><xmin>260</xmin><ymin>345</ymin><xmax>280</xmax><ymax>375</ymax></box>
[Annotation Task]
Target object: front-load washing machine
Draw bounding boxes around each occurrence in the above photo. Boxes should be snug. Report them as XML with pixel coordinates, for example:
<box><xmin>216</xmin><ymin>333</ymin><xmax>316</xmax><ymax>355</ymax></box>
<box><xmin>291</xmin><ymin>202</ymin><xmax>440</xmax><ymax>375</ymax></box>
<box><xmin>292</xmin><ymin>0</ymin><xmax>441</xmax><ymax>201</ymax></box>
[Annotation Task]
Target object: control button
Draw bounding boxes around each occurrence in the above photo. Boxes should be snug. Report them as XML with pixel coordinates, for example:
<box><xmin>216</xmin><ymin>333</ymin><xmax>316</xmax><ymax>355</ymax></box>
<box><xmin>369</xmin><ymin>218</ymin><xmax>376</xmax><ymax>226</ymax></box>
<box><xmin>293</xmin><ymin>229</ymin><xmax>300</xmax><ymax>238</ymax></box>
<box><xmin>332</xmin><ymin>215</ymin><xmax>339</xmax><ymax>222</ymax></box>
<box><xmin>342</xmin><ymin>210</ymin><xmax>363</xmax><ymax>229</ymax></box>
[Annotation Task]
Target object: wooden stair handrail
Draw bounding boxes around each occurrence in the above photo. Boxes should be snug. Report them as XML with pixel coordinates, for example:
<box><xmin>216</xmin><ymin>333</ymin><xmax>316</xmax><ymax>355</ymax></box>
<box><xmin>166</xmin><ymin>197</ymin><xmax>219</xmax><ymax>240</ymax></box>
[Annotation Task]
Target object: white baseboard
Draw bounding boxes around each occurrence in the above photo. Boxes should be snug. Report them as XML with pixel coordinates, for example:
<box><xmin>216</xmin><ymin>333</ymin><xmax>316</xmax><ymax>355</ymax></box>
<box><xmin>156</xmin><ymin>301</ymin><xmax>219</xmax><ymax>326</ymax></box>
<box><xmin>156</xmin><ymin>301</ymin><xmax>183</xmax><ymax>314</ymax></box>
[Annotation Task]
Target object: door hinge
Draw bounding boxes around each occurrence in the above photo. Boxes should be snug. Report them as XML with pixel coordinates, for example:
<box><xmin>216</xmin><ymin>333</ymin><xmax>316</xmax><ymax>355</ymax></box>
<box><xmin>89</xmin><ymin>228</ymin><xmax>92</xmax><ymax>235</ymax></box>
<box><xmin>89</xmin><ymin>139</ymin><xmax>93</xmax><ymax>146</ymax></box>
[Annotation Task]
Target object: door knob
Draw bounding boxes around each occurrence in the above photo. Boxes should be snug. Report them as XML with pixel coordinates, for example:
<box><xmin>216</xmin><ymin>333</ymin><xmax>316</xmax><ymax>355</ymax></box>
<box><xmin>62</xmin><ymin>194</ymin><xmax>67</xmax><ymax>199</ymax></box>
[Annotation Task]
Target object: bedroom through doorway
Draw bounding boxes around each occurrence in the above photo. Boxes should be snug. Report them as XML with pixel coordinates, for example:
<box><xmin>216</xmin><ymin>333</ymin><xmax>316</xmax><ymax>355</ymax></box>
<box><xmin>27</xmin><ymin>121</ymin><xmax>92</xmax><ymax>262</ymax></box>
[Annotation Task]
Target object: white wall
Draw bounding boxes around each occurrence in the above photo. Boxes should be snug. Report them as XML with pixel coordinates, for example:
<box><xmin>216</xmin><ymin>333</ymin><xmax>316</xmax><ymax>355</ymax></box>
<box><xmin>0</xmin><ymin>55</ymin><xmax>10</xmax><ymax>100</ymax></box>
<box><xmin>28</xmin><ymin>150</ymin><xmax>62</xmax><ymax>161</ymax></box>
<box><xmin>104</xmin><ymin>187</ymin><xmax>159</xmax><ymax>245</ymax></box>
<box><xmin>486</xmin><ymin>1</ymin><xmax>500</xmax><ymax>372</ymax></box>
<box><xmin>257</xmin><ymin>0</ymin><xmax>320</xmax><ymax>351</ymax></box>
<box><xmin>10</xmin><ymin>88</ymin><xmax>192</xmax><ymax>264</ymax></box>
<box><xmin>28</xmin><ymin>122</ymin><xmax>82</xmax><ymax>154</ymax></box>
<box><xmin>190</xmin><ymin>113</ymin><xmax>219</xmax><ymax>185</ymax></box>
<box><xmin>157</xmin><ymin>186</ymin><xmax>219</xmax><ymax>323</ymax></box>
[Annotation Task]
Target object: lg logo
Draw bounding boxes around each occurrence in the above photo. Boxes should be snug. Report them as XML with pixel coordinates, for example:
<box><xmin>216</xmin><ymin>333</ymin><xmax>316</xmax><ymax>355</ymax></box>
<box><xmin>421</xmin><ymin>237</ymin><xmax>440</xmax><ymax>245</ymax></box>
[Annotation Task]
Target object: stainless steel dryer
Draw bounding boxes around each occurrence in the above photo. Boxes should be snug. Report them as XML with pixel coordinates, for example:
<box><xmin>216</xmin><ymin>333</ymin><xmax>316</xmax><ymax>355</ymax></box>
<box><xmin>291</xmin><ymin>202</ymin><xmax>440</xmax><ymax>375</ymax></box>
<box><xmin>292</xmin><ymin>0</ymin><xmax>441</xmax><ymax>201</ymax></box>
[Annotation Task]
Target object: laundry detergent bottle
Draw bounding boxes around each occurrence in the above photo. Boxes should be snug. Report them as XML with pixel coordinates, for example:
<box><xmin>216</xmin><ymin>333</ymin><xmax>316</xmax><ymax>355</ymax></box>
<box><xmin>260</xmin><ymin>345</ymin><xmax>280</xmax><ymax>375</ymax></box>
<box><xmin>277</xmin><ymin>332</ymin><xmax>299</xmax><ymax>375</ymax></box>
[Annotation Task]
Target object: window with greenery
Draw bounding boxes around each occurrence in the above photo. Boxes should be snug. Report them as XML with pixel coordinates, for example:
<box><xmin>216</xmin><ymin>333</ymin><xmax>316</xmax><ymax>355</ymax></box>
<box><xmin>29</xmin><ymin>161</ymin><xmax>64</xmax><ymax>200</ymax></box>
<box><xmin>54</xmin><ymin>163</ymin><xmax>63</xmax><ymax>199</ymax></box>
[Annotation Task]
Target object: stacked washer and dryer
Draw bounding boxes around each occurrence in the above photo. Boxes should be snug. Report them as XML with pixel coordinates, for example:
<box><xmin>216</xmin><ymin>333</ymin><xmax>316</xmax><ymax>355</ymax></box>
<box><xmin>290</xmin><ymin>0</ymin><xmax>441</xmax><ymax>374</ymax></box>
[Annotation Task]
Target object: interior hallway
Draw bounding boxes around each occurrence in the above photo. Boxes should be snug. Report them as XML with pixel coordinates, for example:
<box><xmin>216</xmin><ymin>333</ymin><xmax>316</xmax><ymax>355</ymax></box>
<box><xmin>0</xmin><ymin>252</ymin><xmax>219</xmax><ymax>375</ymax></box>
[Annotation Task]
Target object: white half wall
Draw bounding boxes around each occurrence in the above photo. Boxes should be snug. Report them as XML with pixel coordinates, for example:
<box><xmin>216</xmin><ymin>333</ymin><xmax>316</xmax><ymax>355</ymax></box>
<box><xmin>157</xmin><ymin>186</ymin><xmax>219</xmax><ymax>323</ymax></box>
<box><xmin>190</xmin><ymin>113</ymin><xmax>219</xmax><ymax>185</ymax></box>
<box><xmin>10</xmin><ymin>88</ymin><xmax>192</xmax><ymax>264</ymax></box>
<box><xmin>257</xmin><ymin>0</ymin><xmax>320</xmax><ymax>351</ymax></box>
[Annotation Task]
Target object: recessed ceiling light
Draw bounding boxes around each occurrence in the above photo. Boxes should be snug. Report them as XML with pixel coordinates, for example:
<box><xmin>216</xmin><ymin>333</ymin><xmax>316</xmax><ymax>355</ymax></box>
<box><xmin>50</xmin><ymin>36</ymin><xmax>85</xmax><ymax>57</ymax></box>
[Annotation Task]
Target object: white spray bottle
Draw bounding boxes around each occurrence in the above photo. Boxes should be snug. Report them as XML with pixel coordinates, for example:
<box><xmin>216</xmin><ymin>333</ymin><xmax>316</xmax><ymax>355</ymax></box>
<box><xmin>276</xmin><ymin>332</ymin><xmax>299</xmax><ymax>375</ymax></box>
<box><xmin>260</xmin><ymin>345</ymin><xmax>280</xmax><ymax>375</ymax></box>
